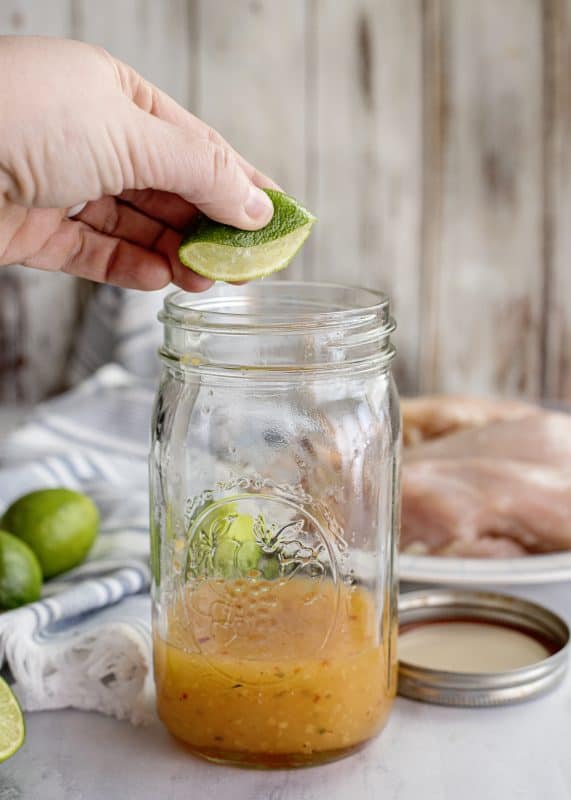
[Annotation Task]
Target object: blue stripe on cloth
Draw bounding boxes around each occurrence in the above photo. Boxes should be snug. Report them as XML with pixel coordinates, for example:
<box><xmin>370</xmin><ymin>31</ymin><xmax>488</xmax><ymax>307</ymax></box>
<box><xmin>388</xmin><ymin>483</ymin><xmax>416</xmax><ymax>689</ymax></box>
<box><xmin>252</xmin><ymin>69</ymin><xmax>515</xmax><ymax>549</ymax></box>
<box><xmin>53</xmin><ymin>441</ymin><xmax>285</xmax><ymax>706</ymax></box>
<box><xmin>39</xmin><ymin>567</ymin><xmax>150</xmax><ymax>636</ymax></box>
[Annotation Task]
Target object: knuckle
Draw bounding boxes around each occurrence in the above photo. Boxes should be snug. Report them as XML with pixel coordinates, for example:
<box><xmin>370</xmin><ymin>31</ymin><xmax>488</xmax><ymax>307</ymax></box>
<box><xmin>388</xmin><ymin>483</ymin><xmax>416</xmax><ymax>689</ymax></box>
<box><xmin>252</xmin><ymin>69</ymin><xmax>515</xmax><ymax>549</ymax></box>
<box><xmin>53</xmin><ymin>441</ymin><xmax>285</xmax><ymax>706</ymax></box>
<box><xmin>101</xmin><ymin>202</ymin><xmax>121</xmax><ymax>236</ymax></box>
<box><xmin>205</xmin><ymin>126</ymin><xmax>224</xmax><ymax>148</ymax></box>
<box><xmin>104</xmin><ymin>239</ymin><xmax>123</xmax><ymax>283</ymax></box>
<box><xmin>210</xmin><ymin>144</ymin><xmax>235</xmax><ymax>189</ymax></box>
<box><xmin>131</xmin><ymin>79</ymin><xmax>155</xmax><ymax>114</ymax></box>
<box><xmin>94</xmin><ymin>45</ymin><xmax>123</xmax><ymax>85</ymax></box>
<box><xmin>63</xmin><ymin>227</ymin><xmax>90</xmax><ymax>273</ymax></box>
<box><xmin>93</xmin><ymin>44</ymin><xmax>112</xmax><ymax>63</ymax></box>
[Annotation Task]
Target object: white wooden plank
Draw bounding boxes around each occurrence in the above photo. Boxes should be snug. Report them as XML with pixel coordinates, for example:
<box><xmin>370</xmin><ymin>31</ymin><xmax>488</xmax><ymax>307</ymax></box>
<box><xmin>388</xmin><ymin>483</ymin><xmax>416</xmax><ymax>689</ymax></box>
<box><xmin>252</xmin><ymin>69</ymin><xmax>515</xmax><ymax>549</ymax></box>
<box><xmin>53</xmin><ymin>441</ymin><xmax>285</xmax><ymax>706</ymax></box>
<box><xmin>0</xmin><ymin>0</ymin><xmax>70</xmax><ymax>36</ymax></box>
<box><xmin>0</xmin><ymin>267</ymin><xmax>81</xmax><ymax>402</ymax></box>
<box><xmin>72</xmin><ymin>0</ymin><xmax>192</xmax><ymax>106</ymax></box>
<box><xmin>195</xmin><ymin>0</ymin><xmax>307</xmax><ymax>277</ymax></box>
<box><xmin>543</xmin><ymin>0</ymin><xmax>571</xmax><ymax>402</ymax></box>
<box><xmin>310</xmin><ymin>1</ymin><xmax>423</xmax><ymax>392</ymax></box>
<box><xmin>365</xmin><ymin>0</ymin><xmax>423</xmax><ymax>393</ymax></box>
<box><xmin>417</xmin><ymin>0</ymin><xmax>444</xmax><ymax>399</ymax></box>
<box><xmin>1</xmin><ymin>0</ymin><xmax>561</xmax><ymax>404</ymax></box>
<box><xmin>0</xmin><ymin>1</ymin><xmax>78</xmax><ymax>402</ymax></box>
<box><xmin>421</xmin><ymin>0</ymin><xmax>544</xmax><ymax>397</ymax></box>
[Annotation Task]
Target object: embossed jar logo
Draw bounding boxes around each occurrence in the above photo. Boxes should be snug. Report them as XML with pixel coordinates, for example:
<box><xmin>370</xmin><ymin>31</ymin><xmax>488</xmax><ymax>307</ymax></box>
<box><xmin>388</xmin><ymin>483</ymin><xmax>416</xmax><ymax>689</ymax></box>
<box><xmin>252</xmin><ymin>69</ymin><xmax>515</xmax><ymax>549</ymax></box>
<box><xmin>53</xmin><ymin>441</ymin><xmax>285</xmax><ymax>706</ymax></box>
<box><xmin>180</xmin><ymin>494</ymin><xmax>342</xmax><ymax>680</ymax></box>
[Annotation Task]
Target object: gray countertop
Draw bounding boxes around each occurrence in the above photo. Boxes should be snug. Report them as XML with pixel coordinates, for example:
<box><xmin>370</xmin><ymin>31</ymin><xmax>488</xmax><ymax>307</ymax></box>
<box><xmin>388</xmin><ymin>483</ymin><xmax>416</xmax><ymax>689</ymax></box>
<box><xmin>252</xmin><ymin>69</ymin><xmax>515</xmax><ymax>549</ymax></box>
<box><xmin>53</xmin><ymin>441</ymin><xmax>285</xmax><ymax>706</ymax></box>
<box><xmin>3</xmin><ymin>670</ymin><xmax>570</xmax><ymax>800</ymax></box>
<box><xmin>3</xmin><ymin>580</ymin><xmax>570</xmax><ymax>800</ymax></box>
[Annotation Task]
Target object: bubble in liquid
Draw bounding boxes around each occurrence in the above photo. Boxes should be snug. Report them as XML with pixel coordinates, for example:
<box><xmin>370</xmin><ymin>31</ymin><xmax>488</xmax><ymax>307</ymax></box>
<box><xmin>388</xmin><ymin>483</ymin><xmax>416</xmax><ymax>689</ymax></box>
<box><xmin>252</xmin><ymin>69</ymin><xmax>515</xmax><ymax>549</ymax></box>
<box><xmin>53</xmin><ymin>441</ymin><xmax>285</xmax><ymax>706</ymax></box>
<box><xmin>263</xmin><ymin>428</ymin><xmax>288</xmax><ymax>448</ymax></box>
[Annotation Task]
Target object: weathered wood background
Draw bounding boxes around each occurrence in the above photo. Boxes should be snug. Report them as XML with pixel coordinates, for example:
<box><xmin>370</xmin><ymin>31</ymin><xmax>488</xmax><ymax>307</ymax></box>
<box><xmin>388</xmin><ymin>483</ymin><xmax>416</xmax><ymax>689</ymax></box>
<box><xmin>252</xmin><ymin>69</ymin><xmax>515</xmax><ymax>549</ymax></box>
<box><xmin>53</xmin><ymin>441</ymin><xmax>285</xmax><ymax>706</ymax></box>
<box><xmin>1</xmin><ymin>0</ymin><xmax>570</xmax><ymax>402</ymax></box>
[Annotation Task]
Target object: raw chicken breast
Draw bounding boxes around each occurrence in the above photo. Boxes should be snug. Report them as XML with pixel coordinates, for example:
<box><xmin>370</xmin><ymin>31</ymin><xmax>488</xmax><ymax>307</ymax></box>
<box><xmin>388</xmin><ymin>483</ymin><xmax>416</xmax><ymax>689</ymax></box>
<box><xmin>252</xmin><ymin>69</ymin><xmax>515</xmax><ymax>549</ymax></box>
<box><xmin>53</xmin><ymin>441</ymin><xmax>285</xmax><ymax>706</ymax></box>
<box><xmin>402</xmin><ymin>458</ymin><xmax>571</xmax><ymax>557</ymax></box>
<box><xmin>402</xmin><ymin>395</ymin><xmax>538</xmax><ymax>446</ymax></box>
<box><xmin>402</xmin><ymin>401</ymin><xmax>571</xmax><ymax>557</ymax></box>
<box><xmin>405</xmin><ymin>411</ymin><xmax>571</xmax><ymax>471</ymax></box>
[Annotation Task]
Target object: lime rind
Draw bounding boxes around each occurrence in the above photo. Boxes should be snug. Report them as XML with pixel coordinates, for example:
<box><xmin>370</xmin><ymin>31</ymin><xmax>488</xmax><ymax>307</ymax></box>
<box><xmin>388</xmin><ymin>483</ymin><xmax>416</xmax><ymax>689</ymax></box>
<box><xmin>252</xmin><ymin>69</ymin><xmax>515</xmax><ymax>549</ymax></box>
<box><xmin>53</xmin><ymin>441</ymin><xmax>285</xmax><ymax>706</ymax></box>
<box><xmin>182</xmin><ymin>189</ymin><xmax>316</xmax><ymax>247</ymax></box>
<box><xmin>0</xmin><ymin>678</ymin><xmax>25</xmax><ymax>763</ymax></box>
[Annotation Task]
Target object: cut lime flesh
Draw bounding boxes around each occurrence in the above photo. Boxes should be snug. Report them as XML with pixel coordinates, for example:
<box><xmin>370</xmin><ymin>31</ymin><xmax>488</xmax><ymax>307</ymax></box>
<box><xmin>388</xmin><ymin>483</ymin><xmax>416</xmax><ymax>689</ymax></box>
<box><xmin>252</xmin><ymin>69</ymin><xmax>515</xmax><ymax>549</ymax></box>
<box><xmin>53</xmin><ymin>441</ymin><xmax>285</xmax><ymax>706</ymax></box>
<box><xmin>0</xmin><ymin>677</ymin><xmax>25</xmax><ymax>763</ymax></box>
<box><xmin>180</xmin><ymin>223</ymin><xmax>313</xmax><ymax>282</ymax></box>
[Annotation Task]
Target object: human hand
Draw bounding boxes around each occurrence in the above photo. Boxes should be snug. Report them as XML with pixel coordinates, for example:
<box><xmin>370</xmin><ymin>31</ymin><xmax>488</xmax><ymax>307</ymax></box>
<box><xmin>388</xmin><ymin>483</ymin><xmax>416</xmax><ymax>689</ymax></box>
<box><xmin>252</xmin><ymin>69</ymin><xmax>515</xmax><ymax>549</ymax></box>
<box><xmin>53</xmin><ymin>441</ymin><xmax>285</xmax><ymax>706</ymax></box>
<box><xmin>0</xmin><ymin>36</ymin><xmax>276</xmax><ymax>291</ymax></box>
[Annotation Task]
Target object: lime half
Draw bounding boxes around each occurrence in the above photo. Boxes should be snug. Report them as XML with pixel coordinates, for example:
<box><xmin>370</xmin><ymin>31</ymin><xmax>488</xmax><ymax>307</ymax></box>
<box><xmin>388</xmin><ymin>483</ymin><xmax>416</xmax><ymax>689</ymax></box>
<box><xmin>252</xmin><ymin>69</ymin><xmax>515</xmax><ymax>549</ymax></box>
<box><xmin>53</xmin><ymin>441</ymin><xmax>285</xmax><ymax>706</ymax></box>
<box><xmin>0</xmin><ymin>677</ymin><xmax>25</xmax><ymax>763</ymax></box>
<box><xmin>178</xmin><ymin>189</ymin><xmax>316</xmax><ymax>282</ymax></box>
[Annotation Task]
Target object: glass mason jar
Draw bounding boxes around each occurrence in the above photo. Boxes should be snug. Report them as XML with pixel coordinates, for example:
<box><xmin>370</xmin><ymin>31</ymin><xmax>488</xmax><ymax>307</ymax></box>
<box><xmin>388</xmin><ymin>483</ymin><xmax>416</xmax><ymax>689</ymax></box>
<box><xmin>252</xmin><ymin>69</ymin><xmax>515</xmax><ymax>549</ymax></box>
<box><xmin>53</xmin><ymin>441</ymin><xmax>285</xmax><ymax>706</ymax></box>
<box><xmin>150</xmin><ymin>282</ymin><xmax>400</xmax><ymax>768</ymax></box>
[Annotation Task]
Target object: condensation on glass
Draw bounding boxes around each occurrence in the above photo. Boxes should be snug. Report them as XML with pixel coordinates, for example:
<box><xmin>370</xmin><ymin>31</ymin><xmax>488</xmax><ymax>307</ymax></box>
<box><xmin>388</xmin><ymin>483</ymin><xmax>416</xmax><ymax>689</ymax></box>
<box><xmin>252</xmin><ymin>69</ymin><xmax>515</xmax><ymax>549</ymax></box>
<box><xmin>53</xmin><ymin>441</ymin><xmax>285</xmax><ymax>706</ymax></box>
<box><xmin>150</xmin><ymin>282</ymin><xmax>401</xmax><ymax>768</ymax></box>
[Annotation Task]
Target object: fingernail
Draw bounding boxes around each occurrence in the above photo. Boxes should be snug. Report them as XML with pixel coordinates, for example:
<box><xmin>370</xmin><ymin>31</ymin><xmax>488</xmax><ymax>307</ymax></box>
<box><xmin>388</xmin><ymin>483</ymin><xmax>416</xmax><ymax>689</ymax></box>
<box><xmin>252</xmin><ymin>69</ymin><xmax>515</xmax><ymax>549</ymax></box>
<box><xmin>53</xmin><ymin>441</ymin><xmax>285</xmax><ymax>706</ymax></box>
<box><xmin>245</xmin><ymin>187</ymin><xmax>273</xmax><ymax>223</ymax></box>
<box><xmin>66</xmin><ymin>202</ymin><xmax>87</xmax><ymax>218</ymax></box>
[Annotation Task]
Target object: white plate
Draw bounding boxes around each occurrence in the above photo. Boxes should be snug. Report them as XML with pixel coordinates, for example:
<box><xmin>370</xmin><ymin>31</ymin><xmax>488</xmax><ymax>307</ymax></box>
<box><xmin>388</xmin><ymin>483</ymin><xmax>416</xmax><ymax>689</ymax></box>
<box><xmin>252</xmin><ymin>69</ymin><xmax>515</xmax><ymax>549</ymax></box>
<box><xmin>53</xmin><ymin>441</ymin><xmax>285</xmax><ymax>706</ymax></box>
<box><xmin>399</xmin><ymin>551</ymin><xmax>571</xmax><ymax>586</ymax></box>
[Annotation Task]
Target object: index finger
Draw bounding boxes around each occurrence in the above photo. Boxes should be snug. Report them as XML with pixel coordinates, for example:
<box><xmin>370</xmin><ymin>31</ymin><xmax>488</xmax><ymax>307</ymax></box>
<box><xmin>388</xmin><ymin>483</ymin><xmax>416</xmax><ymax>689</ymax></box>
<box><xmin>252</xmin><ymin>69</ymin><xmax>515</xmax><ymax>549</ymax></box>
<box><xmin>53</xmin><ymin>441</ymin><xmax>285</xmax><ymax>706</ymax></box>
<box><xmin>118</xmin><ymin>189</ymin><xmax>199</xmax><ymax>231</ymax></box>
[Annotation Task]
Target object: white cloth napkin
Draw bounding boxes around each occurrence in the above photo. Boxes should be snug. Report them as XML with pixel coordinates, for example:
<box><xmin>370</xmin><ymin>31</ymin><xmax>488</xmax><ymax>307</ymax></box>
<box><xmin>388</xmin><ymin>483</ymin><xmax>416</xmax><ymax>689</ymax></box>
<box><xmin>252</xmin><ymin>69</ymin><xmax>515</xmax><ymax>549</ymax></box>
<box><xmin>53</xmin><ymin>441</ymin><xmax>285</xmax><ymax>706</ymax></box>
<box><xmin>0</xmin><ymin>364</ymin><xmax>157</xmax><ymax>724</ymax></box>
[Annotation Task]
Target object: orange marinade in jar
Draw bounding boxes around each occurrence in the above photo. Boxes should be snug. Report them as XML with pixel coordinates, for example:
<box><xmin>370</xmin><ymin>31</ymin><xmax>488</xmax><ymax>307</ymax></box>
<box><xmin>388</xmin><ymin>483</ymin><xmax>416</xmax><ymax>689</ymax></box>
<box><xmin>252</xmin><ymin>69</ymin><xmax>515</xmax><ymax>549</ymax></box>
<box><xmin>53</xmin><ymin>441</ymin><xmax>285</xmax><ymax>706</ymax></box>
<box><xmin>154</xmin><ymin>575</ymin><xmax>397</xmax><ymax>767</ymax></box>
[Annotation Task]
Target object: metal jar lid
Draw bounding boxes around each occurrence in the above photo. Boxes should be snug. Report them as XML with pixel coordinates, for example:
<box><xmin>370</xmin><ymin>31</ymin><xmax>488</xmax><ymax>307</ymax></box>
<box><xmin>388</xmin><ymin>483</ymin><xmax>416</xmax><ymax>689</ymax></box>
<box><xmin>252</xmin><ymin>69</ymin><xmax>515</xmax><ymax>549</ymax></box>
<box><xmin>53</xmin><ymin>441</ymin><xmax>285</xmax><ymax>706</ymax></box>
<box><xmin>397</xmin><ymin>589</ymin><xmax>570</xmax><ymax>707</ymax></box>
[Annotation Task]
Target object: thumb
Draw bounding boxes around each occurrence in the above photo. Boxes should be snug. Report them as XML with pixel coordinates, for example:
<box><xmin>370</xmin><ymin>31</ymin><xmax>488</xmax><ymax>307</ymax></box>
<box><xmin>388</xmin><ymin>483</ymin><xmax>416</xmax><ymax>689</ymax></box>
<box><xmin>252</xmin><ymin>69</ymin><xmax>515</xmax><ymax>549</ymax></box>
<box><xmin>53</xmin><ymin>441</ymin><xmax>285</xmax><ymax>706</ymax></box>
<box><xmin>130</xmin><ymin>109</ymin><xmax>274</xmax><ymax>230</ymax></box>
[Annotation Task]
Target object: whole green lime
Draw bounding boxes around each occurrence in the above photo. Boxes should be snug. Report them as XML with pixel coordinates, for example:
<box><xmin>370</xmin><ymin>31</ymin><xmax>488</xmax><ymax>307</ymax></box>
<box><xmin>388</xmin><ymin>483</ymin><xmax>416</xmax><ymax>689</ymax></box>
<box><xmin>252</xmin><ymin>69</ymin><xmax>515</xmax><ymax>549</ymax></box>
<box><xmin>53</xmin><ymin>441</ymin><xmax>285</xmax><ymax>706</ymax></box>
<box><xmin>2</xmin><ymin>489</ymin><xmax>99</xmax><ymax>579</ymax></box>
<box><xmin>0</xmin><ymin>529</ymin><xmax>42</xmax><ymax>609</ymax></box>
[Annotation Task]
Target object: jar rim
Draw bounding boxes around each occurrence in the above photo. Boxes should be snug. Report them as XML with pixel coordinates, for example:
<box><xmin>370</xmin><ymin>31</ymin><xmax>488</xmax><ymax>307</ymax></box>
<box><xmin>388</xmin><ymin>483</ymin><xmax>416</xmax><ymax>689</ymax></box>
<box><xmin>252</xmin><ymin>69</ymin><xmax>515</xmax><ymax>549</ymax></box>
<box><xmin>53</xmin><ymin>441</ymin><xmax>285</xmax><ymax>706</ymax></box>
<box><xmin>160</xmin><ymin>281</ymin><xmax>391</xmax><ymax>333</ymax></box>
